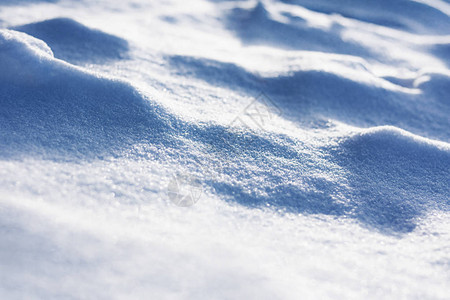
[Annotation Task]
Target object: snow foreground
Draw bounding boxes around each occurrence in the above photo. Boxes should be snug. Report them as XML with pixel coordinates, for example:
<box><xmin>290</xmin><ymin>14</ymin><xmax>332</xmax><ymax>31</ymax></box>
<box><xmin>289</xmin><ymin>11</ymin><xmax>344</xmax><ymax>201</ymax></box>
<box><xmin>0</xmin><ymin>0</ymin><xmax>449</xmax><ymax>298</ymax></box>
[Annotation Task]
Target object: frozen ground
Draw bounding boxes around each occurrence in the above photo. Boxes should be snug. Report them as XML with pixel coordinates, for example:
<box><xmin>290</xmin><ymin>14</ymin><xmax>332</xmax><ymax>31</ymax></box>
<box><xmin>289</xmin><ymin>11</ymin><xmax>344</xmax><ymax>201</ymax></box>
<box><xmin>0</xmin><ymin>0</ymin><xmax>449</xmax><ymax>299</ymax></box>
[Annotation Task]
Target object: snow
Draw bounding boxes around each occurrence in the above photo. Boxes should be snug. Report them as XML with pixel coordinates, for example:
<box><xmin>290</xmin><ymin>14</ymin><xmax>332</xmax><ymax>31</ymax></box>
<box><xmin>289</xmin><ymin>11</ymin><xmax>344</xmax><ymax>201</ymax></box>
<box><xmin>12</xmin><ymin>18</ymin><xmax>129</xmax><ymax>64</ymax></box>
<box><xmin>0</xmin><ymin>0</ymin><xmax>449</xmax><ymax>299</ymax></box>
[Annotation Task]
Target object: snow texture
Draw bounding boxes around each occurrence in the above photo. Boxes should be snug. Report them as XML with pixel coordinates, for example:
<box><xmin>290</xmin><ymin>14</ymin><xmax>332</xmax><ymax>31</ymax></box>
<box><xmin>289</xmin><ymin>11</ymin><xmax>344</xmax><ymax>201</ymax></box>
<box><xmin>0</xmin><ymin>0</ymin><xmax>449</xmax><ymax>299</ymax></box>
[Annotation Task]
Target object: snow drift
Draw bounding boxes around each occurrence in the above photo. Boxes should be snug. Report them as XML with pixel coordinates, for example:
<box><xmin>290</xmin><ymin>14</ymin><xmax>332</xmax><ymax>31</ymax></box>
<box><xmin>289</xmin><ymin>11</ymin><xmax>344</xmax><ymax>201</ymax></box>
<box><xmin>0</xmin><ymin>0</ymin><xmax>449</xmax><ymax>299</ymax></box>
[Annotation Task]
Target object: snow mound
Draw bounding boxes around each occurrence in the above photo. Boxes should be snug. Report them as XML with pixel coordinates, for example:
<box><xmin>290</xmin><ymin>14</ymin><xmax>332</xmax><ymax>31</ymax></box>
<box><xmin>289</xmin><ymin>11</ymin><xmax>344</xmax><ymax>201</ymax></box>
<box><xmin>0</xmin><ymin>29</ymin><xmax>53</xmax><ymax>58</ymax></box>
<box><xmin>226</xmin><ymin>2</ymin><xmax>369</xmax><ymax>55</ymax></box>
<box><xmin>0</xmin><ymin>30</ymin><xmax>170</xmax><ymax>159</ymax></box>
<box><xmin>12</xmin><ymin>18</ymin><xmax>129</xmax><ymax>64</ymax></box>
<box><xmin>192</xmin><ymin>124</ymin><xmax>450</xmax><ymax>233</ymax></box>
<box><xmin>331</xmin><ymin>126</ymin><xmax>450</xmax><ymax>232</ymax></box>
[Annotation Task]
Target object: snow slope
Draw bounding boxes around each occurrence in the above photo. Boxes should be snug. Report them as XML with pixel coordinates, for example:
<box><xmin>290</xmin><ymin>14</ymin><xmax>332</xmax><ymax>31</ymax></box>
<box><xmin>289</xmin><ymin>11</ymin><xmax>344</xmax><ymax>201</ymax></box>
<box><xmin>0</xmin><ymin>0</ymin><xmax>449</xmax><ymax>299</ymax></box>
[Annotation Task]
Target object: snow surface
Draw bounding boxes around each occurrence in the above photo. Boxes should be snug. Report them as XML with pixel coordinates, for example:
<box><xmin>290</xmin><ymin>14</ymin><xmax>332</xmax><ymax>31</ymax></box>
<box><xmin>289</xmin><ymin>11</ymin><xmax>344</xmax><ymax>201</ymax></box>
<box><xmin>0</xmin><ymin>0</ymin><xmax>449</xmax><ymax>299</ymax></box>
